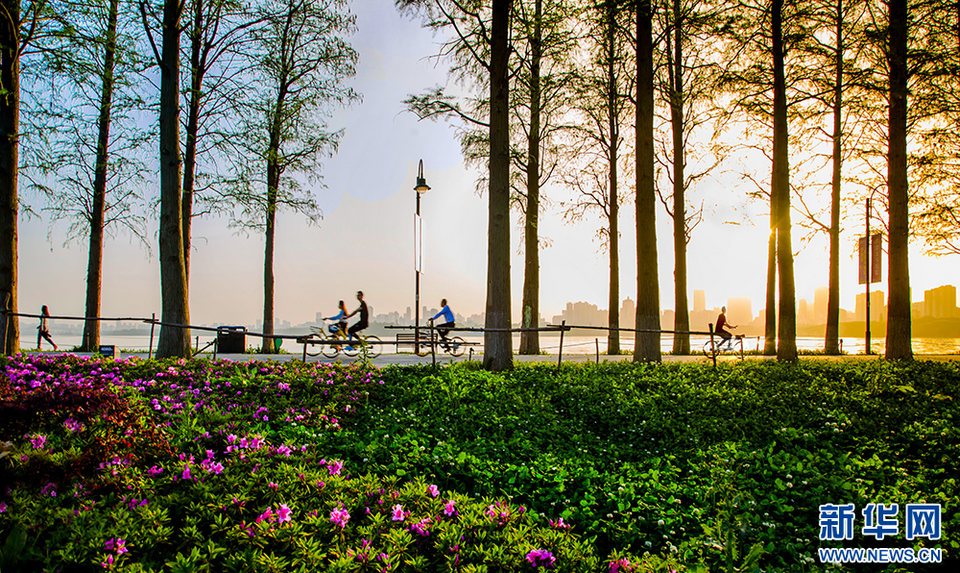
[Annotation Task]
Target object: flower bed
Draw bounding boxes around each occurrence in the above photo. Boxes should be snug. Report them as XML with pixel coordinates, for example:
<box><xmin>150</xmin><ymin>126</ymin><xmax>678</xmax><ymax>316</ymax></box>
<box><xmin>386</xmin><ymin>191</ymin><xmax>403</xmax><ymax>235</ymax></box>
<box><xmin>0</xmin><ymin>355</ymin><xmax>600</xmax><ymax>572</ymax></box>
<box><xmin>1</xmin><ymin>355</ymin><xmax>957</xmax><ymax>572</ymax></box>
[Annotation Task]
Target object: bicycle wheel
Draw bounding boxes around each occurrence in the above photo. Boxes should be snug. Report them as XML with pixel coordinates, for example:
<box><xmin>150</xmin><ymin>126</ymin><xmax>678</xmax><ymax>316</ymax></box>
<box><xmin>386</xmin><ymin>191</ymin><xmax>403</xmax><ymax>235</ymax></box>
<box><xmin>448</xmin><ymin>336</ymin><xmax>466</xmax><ymax>357</ymax></box>
<box><xmin>343</xmin><ymin>338</ymin><xmax>360</xmax><ymax>357</ymax></box>
<box><xmin>321</xmin><ymin>335</ymin><xmax>342</xmax><ymax>358</ymax></box>
<box><xmin>702</xmin><ymin>340</ymin><xmax>717</xmax><ymax>358</ymax></box>
<box><xmin>364</xmin><ymin>335</ymin><xmax>382</xmax><ymax>359</ymax></box>
<box><xmin>415</xmin><ymin>336</ymin><xmax>431</xmax><ymax>357</ymax></box>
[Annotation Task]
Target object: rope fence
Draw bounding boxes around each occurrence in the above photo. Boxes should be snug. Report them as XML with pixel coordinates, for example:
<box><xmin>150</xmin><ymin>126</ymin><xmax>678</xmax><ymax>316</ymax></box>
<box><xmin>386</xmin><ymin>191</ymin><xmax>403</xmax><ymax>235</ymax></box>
<box><xmin>2</xmin><ymin>307</ymin><xmax>744</xmax><ymax>366</ymax></box>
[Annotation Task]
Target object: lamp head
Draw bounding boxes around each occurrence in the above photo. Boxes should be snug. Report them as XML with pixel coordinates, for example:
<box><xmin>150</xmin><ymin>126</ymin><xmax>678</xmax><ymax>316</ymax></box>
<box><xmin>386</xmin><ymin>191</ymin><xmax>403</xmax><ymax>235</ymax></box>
<box><xmin>415</xmin><ymin>159</ymin><xmax>431</xmax><ymax>194</ymax></box>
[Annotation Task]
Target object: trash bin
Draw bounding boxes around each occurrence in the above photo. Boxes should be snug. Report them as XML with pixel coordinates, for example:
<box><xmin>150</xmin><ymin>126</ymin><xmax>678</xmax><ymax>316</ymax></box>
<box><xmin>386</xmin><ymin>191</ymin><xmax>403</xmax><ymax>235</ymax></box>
<box><xmin>273</xmin><ymin>337</ymin><xmax>282</xmax><ymax>353</ymax></box>
<box><xmin>217</xmin><ymin>326</ymin><xmax>246</xmax><ymax>354</ymax></box>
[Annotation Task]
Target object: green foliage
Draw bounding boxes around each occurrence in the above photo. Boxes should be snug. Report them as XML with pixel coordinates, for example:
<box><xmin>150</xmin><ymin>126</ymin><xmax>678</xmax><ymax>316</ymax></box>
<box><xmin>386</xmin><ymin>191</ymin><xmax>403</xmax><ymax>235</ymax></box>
<box><xmin>2</xmin><ymin>356</ymin><xmax>958</xmax><ymax>571</ymax></box>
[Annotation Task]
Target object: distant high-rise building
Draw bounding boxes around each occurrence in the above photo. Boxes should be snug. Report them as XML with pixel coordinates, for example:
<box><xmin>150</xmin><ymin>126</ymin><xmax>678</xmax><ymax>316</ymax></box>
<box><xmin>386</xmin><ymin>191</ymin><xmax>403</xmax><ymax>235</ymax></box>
<box><xmin>660</xmin><ymin>309</ymin><xmax>675</xmax><ymax>330</ymax></box>
<box><xmin>693</xmin><ymin>290</ymin><xmax>705</xmax><ymax>313</ymax></box>
<box><xmin>316</xmin><ymin>312</ymin><xmax>323</xmax><ymax>325</ymax></box>
<box><xmin>620</xmin><ymin>298</ymin><xmax>636</xmax><ymax>329</ymax></box>
<box><xmin>797</xmin><ymin>298</ymin><xmax>812</xmax><ymax>325</ymax></box>
<box><xmin>726</xmin><ymin>297</ymin><xmax>752</xmax><ymax>327</ymax></box>
<box><xmin>813</xmin><ymin>286</ymin><xmax>829</xmax><ymax>325</ymax></box>
<box><xmin>405</xmin><ymin>306</ymin><xmax>411</xmax><ymax>322</ymax></box>
<box><xmin>923</xmin><ymin>285</ymin><xmax>957</xmax><ymax>318</ymax></box>
<box><xmin>855</xmin><ymin>291</ymin><xmax>885</xmax><ymax>322</ymax></box>
<box><xmin>551</xmin><ymin>301</ymin><xmax>607</xmax><ymax>327</ymax></box>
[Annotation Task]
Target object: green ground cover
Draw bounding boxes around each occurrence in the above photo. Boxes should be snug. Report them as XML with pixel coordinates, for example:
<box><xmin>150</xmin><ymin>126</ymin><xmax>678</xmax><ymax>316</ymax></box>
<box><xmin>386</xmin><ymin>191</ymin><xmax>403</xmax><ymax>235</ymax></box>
<box><xmin>1</xmin><ymin>355</ymin><xmax>957</xmax><ymax>572</ymax></box>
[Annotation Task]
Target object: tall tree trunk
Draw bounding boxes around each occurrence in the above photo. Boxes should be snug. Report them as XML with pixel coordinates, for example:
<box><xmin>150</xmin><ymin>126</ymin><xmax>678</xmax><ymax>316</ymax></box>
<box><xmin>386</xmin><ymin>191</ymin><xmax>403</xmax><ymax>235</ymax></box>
<box><xmin>885</xmin><ymin>0</ymin><xmax>911</xmax><ymax>359</ymax></box>
<box><xmin>773</xmin><ymin>0</ymin><xmax>797</xmax><ymax>361</ymax></box>
<box><xmin>82</xmin><ymin>0</ymin><xmax>120</xmax><ymax>352</ymax></box>
<box><xmin>824</xmin><ymin>0</ymin><xmax>842</xmax><ymax>354</ymax></box>
<box><xmin>668</xmin><ymin>1</ymin><xmax>689</xmax><ymax>355</ymax></box>
<box><xmin>484</xmin><ymin>0</ymin><xmax>513</xmax><ymax>371</ymax></box>
<box><xmin>156</xmin><ymin>0</ymin><xmax>190</xmax><ymax>358</ymax></box>
<box><xmin>182</xmin><ymin>0</ymin><xmax>205</xmax><ymax>288</ymax></box>
<box><xmin>0</xmin><ymin>0</ymin><xmax>20</xmax><ymax>355</ymax></box>
<box><xmin>262</xmin><ymin>148</ymin><xmax>279</xmax><ymax>353</ymax></box>
<box><xmin>606</xmin><ymin>0</ymin><xmax>620</xmax><ymax>355</ymax></box>
<box><xmin>519</xmin><ymin>0</ymin><xmax>542</xmax><ymax>355</ymax></box>
<box><xmin>634</xmin><ymin>0</ymin><xmax>660</xmax><ymax>363</ymax></box>
<box><xmin>764</xmin><ymin>228</ymin><xmax>776</xmax><ymax>355</ymax></box>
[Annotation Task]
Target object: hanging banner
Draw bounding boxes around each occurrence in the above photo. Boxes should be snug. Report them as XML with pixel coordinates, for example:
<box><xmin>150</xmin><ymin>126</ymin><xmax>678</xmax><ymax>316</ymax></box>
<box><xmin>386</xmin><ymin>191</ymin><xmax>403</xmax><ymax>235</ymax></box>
<box><xmin>858</xmin><ymin>234</ymin><xmax>882</xmax><ymax>285</ymax></box>
<box><xmin>871</xmin><ymin>233</ymin><xmax>882</xmax><ymax>283</ymax></box>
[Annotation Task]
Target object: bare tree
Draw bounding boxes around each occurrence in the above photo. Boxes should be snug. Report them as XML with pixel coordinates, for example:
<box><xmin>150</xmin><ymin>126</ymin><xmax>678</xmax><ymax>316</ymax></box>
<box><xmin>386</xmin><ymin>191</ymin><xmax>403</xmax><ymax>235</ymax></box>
<box><xmin>634</xmin><ymin>0</ymin><xmax>660</xmax><ymax>362</ymax></box>
<box><xmin>142</xmin><ymin>0</ymin><xmax>191</xmax><ymax>358</ymax></box>
<box><xmin>0</xmin><ymin>0</ymin><xmax>52</xmax><ymax>354</ymax></box>
<box><xmin>25</xmin><ymin>0</ymin><xmax>149</xmax><ymax>351</ymax></box>
<box><xmin>560</xmin><ymin>0</ymin><xmax>631</xmax><ymax>355</ymax></box>
<box><xmin>181</xmin><ymin>0</ymin><xmax>260</xmax><ymax>286</ymax></box>
<box><xmin>232</xmin><ymin>0</ymin><xmax>358</xmax><ymax>352</ymax></box>
<box><xmin>653</xmin><ymin>0</ymin><xmax>720</xmax><ymax>355</ymax></box>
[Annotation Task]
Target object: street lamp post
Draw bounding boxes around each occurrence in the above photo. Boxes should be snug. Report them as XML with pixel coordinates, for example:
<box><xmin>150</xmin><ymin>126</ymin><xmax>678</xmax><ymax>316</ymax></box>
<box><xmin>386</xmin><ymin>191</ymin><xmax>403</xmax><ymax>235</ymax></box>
<box><xmin>414</xmin><ymin>160</ymin><xmax>430</xmax><ymax>354</ymax></box>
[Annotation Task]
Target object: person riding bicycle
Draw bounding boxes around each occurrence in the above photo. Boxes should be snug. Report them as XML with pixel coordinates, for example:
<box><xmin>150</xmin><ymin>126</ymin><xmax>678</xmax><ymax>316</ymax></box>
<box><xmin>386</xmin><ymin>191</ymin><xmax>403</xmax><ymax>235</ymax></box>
<box><xmin>429</xmin><ymin>299</ymin><xmax>455</xmax><ymax>351</ymax></box>
<box><xmin>344</xmin><ymin>291</ymin><xmax>369</xmax><ymax>350</ymax></box>
<box><xmin>715</xmin><ymin>306</ymin><xmax>738</xmax><ymax>351</ymax></box>
<box><xmin>324</xmin><ymin>300</ymin><xmax>348</xmax><ymax>335</ymax></box>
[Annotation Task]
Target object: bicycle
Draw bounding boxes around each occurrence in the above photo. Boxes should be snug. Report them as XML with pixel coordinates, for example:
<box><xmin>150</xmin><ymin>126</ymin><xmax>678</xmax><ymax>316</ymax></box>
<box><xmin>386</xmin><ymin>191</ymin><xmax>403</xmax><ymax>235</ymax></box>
<box><xmin>309</xmin><ymin>320</ymin><xmax>382</xmax><ymax>359</ymax></box>
<box><xmin>414</xmin><ymin>320</ymin><xmax>466</xmax><ymax>357</ymax></box>
<box><xmin>702</xmin><ymin>334</ymin><xmax>745</xmax><ymax>358</ymax></box>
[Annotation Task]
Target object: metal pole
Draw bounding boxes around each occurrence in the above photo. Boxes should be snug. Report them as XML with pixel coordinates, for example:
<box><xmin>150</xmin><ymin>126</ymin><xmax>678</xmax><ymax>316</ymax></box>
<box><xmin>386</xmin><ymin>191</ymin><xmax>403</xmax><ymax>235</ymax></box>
<box><xmin>430</xmin><ymin>320</ymin><xmax>436</xmax><ymax>368</ymax></box>
<box><xmin>302</xmin><ymin>339</ymin><xmax>307</xmax><ymax>362</ymax></box>
<box><xmin>595</xmin><ymin>338</ymin><xmax>599</xmax><ymax>364</ymax></box>
<box><xmin>148</xmin><ymin>313</ymin><xmax>156</xmax><ymax>359</ymax></box>
<box><xmin>865</xmin><ymin>197</ymin><xmax>871</xmax><ymax>355</ymax></box>
<box><xmin>415</xmin><ymin>191</ymin><xmax>421</xmax><ymax>356</ymax></box>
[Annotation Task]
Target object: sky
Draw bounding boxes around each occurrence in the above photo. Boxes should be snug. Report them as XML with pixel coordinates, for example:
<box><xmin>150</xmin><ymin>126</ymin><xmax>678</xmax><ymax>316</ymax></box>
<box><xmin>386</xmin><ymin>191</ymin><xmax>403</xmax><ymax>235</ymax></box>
<box><xmin>16</xmin><ymin>0</ymin><xmax>960</xmax><ymax>330</ymax></box>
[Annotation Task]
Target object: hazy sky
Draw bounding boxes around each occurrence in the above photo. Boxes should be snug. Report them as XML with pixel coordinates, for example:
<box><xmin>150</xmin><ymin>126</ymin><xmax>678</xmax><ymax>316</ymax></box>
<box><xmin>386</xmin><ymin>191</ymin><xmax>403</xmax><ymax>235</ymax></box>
<box><xmin>17</xmin><ymin>0</ymin><xmax>960</xmax><ymax>330</ymax></box>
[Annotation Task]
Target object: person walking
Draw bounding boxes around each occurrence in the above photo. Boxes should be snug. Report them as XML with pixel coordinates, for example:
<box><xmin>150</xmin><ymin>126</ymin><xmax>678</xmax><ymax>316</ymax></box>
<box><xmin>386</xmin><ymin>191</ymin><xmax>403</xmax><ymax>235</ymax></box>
<box><xmin>37</xmin><ymin>305</ymin><xmax>58</xmax><ymax>351</ymax></box>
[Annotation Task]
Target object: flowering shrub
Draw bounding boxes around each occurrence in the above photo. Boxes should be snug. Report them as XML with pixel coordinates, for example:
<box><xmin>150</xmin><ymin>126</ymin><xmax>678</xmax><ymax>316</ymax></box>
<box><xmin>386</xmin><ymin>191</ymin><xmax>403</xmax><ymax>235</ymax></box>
<box><xmin>0</xmin><ymin>355</ymin><xmax>600</xmax><ymax>571</ymax></box>
<box><xmin>2</xmin><ymin>356</ymin><xmax>958</xmax><ymax>572</ymax></box>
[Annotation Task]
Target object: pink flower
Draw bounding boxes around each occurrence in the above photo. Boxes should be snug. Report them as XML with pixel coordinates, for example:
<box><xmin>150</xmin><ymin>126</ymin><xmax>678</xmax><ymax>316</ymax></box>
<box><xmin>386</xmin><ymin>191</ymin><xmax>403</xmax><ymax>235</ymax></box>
<box><xmin>276</xmin><ymin>503</ymin><xmax>292</xmax><ymax>523</ymax></box>
<box><xmin>391</xmin><ymin>504</ymin><xmax>406</xmax><ymax>522</ymax></box>
<box><xmin>330</xmin><ymin>503</ymin><xmax>350</xmax><ymax>528</ymax></box>
<box><xmin>443</xmin><ymin>499</ymin><xmax>457</xmax><ymax>517</ymax></box>
<box><xmin>0</xmin><ymin>502</ymin><xmax>7</xmax><ymax>513</ymax></box>
<box><xmin>327</xmin><ymin>460</ymin><xmax>344</xmax><ymax>475</ymax></box>
<box><xmin>549</xmin><ymin>517</ymin><xmax>571</xmax><ymax>530</ymax></box>
<box><xmin>427</xmin><ymin>484</ymin><xmax>440</xmax><ymax>498</ymax></box>
<box><xmin>526</xmin><ymin>549</ymin><xmax>556</xmax><ymax>568</ymax></box>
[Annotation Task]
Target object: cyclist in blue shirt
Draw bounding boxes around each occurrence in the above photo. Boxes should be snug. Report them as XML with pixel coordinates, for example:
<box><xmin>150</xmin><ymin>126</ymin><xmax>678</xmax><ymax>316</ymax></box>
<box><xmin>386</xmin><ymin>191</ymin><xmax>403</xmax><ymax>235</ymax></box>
<box><xmin>430</xmin><ymin>299</ymin><xmax>455</xmax><ymax>350</ymax></box>
<box><xmin>324</xmin><ymin>300</ymin><xmax>348</xmax><ymax>335</ymax></box>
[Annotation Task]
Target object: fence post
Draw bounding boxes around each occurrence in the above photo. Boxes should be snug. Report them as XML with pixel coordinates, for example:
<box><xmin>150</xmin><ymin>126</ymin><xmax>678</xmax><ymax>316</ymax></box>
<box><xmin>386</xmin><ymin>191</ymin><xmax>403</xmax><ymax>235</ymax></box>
<box><xmin>557</xmin><ymin>321</ymin><xmax>566</xmax><ymax>370</ymax></box>
<box><xmin>595</xmin><ymin>338</ymin><xmax>599</xmax><ymax>364</ymax></box>
<box><xmin>430</xmin><ymin>322</ymin><xmax>436</xmax><ymax>368</ymax></box>
<box><xmin>1</xmin><ymin>293</ymin><xmax>8</xmax><ymax>355</ymax></box>
<box><xmin>302</xmin><ymin>338</ymin><xmax>307</xmax><ymax>362</ymax></box>
<box><xmin>708</xmin><ymin>323</ymin><xmax>717</xmax><ymax>367</ymax></box>
<box><xmin>148</xmin><ymin>313</ymin><xmax>156</xmax><ymax>359</ymax></box>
